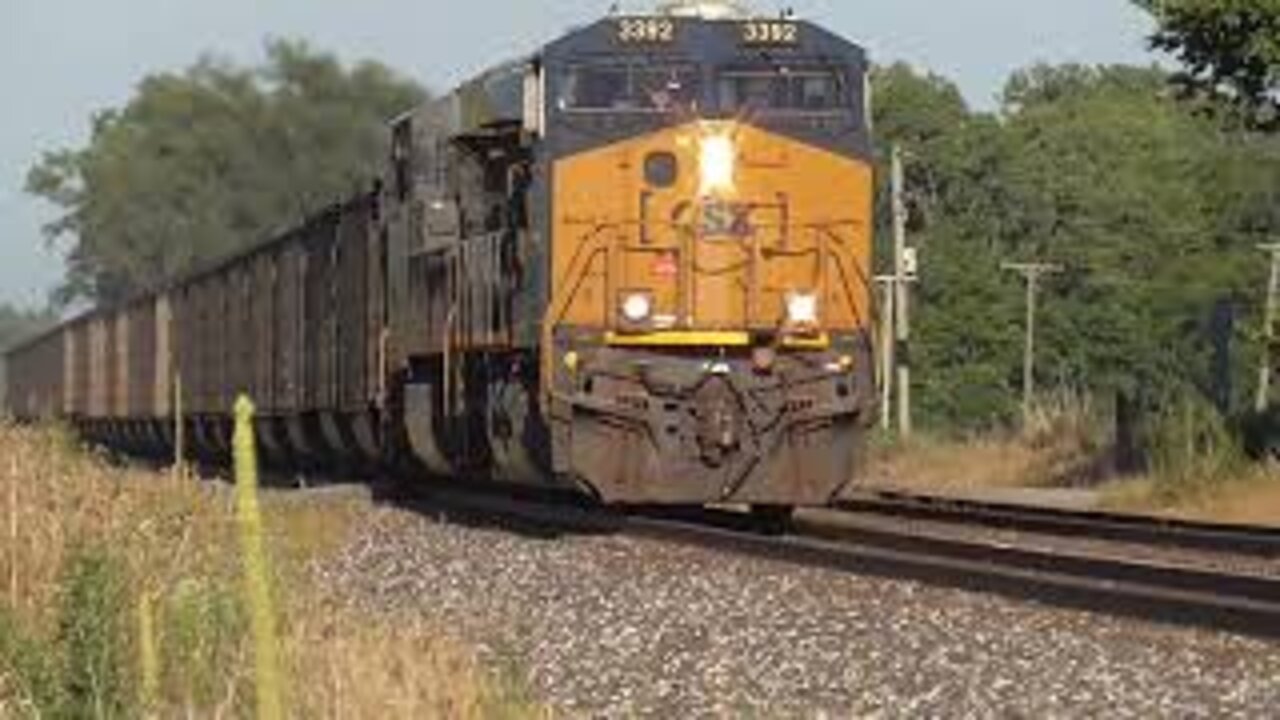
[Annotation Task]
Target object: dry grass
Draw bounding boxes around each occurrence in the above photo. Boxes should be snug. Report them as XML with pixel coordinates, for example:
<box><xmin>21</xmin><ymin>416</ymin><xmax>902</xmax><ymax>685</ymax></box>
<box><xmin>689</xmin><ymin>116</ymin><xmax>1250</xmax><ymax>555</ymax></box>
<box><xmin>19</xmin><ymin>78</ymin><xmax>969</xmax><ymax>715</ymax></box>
<box><xmin>872</xmin><ymin>425</ymin><xmax>1280</xmax><ymax>526</ymax></box>
<box><xmin>0</xmin><ymin>420</ymin><xmax>545</xmax><ymax>718</ymax></box>
<box><xmin>868</xmin><ymin>426</ymin><xmax>1103</xmax><ymax>493</ymax></box>
<box><xmin>1098</xmin><ymin>395</ymin><xmax>1280</xmax><ymax>525</ymax></box>
<box><xmin>868</xmin><ymin>392</ymin><xmax>1107</xmax><ymax>493</ymax></box>
<box><xmin>2</xmin><ymin>422</ymin><xmax>232</xmax><ymax>644</ymax></box>
<box><xmin>287</xmin><ymin>604</ymin><xmax>546</xmax><ymax>720</ymax></box>
<box><xmin>868</xmin><ymin>433</ymin><xmax>1053</xmax><ymax>492</ymax></box>
<box><xmin>1100</xmin><ymin>464</ymin><xmax>1280</xmax><ymax>526</ymax></box>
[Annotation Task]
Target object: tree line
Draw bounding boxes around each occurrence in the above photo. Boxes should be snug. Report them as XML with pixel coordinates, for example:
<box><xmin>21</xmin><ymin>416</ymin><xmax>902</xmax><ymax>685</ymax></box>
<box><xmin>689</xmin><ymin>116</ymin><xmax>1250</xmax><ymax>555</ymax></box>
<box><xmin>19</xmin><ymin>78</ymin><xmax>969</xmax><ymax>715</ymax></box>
<box><xmin>871</xmin><ymin>0</ymin><xmax>1279</xmax><ymax>458</ymax></box>
<box><xmin>24</xmin><ymin>38</ymin><xmax>425</xmax><ymax>309</ymax></box>
<box><xmin>875</xmin><ymin>62</ymin><xmax>1280</xmax><ymax>429</ymax></box>
<box><xmin>6</xmin><ymin>2</ymin><xmax>1279</xmax><ymax>459</ymax></box>
<box><xmin>2</xmin><ymin>38</ymin><xmax>424</xmax><ymax>397</ymax></box>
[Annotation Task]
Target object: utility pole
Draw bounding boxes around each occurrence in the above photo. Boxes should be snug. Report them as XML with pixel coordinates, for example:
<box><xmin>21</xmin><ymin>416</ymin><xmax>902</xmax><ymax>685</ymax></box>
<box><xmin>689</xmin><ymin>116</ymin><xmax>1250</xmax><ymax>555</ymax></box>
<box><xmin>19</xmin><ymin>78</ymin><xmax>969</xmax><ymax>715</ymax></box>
<box><xmin>1003</xmin><ymin>262</ymin><xmax>1062</xmax><ymax>424</ymax></box>
<box><xmin>891</xmin><ymin>144</ymin><xmax>913</xmax><ymax>438</ymax></box>
<box><xmin>1256</xmin><ymin>243</ymin><xmax>1280</xmax><ymax>412</ymax></box>
<box><xmin>874</xmin><ymin>275</ymin><xmax>896</xmax><ymax>431</ymax></box>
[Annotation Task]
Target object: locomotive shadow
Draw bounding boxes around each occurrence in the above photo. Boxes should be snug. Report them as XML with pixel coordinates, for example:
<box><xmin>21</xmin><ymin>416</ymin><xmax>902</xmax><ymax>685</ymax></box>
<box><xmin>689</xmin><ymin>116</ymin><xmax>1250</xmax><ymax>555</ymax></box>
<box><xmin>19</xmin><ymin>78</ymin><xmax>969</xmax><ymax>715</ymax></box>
<box><xmin>369</xmin><ymin>478</ymin><xmax>627</xmax><ymax>541</ymax></box>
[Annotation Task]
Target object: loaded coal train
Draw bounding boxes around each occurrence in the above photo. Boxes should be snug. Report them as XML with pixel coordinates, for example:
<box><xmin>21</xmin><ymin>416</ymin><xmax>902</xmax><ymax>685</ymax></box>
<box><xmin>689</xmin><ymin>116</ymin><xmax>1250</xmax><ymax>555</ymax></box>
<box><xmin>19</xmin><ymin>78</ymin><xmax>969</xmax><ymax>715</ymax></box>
<box><xmin>5</xmin><ymin>1</ymin><xmax>877</xmax><ymax>511</ymax></box>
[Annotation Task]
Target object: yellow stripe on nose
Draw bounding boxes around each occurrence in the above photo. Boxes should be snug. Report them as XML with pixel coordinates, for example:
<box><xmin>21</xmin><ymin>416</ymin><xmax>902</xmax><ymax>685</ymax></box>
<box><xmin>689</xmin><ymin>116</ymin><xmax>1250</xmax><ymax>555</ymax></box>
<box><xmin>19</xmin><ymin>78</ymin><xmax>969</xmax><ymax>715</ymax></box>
<box><xmin>605</xmin><ymin>331</ymin><xmax>752</xmax><ymax>347</ymax></box>
<box><xmin>603</xmin><ymin>330</ymin><xmax>832</xmax><ymax>349</ymax></box>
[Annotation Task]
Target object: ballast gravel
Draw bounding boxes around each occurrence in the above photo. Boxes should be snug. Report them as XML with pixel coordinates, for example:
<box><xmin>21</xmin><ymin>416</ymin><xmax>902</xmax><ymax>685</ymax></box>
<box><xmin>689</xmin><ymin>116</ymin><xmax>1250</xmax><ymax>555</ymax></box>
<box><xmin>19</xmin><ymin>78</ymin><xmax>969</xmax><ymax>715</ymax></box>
<box><xmin>315</xmin><ymin>502</ymin><xmax>1280</xmax><ymax>718</ymax></box>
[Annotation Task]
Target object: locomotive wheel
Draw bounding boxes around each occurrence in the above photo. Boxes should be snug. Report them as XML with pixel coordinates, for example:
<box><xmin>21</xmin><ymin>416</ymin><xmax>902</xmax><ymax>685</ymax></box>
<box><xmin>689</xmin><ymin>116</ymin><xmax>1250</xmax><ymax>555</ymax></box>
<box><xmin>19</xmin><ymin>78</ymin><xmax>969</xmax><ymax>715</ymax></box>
<box><xmin>750</xmin><ymin>505</ymin><xmax>795</xmax><ymax>534</ymax></box>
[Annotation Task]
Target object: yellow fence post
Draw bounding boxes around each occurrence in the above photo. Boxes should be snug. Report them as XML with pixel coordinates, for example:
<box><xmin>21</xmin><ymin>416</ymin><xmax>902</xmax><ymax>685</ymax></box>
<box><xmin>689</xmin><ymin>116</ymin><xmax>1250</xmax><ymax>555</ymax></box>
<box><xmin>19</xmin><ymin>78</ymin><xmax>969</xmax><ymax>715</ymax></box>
<box><xmin>233</xmin><ymin>394</ymin><xmax>284</xmax><ymax>720</ymax></box>
<box><xmin>8</xmin><ymin>453</ymin><xmax>16</xmax><ymax>608</ymax></box>
<box><xmin>173</xmin><ymin>373</ymin><xmax>184</xmax><ymax>481</ymax></box>
<box><xmin>137</xmin><ymin>590</ymin><xmax>159</xmax><ymax>716</ymax></box>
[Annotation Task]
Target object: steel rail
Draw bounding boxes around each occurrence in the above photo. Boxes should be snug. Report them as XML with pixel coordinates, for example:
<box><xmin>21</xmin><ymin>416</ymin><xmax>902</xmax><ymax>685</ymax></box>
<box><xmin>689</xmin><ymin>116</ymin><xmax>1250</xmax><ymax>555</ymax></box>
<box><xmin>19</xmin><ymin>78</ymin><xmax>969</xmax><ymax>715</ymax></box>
<box><xmin>628</xmin><ymin>512</ymin><xmax>1280</xmax><ymax>641</ymax></box>
<box><xmin>833</xmin><ymin>490</ymin><xmax>1280</xmax><ymax>558</ymax></box>
<box><xmin>384</xmin><ymin>482</ymin><xmax>1280</xmax><ymax>641</ymax></box>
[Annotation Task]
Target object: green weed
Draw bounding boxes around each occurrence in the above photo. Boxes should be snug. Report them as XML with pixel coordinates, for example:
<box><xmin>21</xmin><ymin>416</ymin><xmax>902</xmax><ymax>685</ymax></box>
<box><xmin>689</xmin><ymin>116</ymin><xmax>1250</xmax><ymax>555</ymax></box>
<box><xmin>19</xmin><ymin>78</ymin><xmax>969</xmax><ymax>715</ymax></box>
<box><xmin>1147</xmin><ymin>394</ymin><xmax>1245</xmax><ymax>503</ymax></box>
<box><xmin>160</xmin><ymin>578</ymin><xmax>246</xmax><ymax>712</ymax></box>
<box><xmin>56</xmin><ymin>547</ymin><xmax>134</xmax><ymax>720</ymax></box>
<box><xmin>0</xmin><ymin>605</ymin><xmax>62</xmax><ymax>717</ymax></box>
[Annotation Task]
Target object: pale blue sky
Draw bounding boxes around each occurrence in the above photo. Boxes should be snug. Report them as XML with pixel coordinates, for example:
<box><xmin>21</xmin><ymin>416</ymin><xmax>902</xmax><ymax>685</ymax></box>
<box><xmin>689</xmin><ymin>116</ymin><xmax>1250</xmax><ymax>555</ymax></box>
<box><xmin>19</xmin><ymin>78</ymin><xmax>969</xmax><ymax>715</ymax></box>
<box><xmin>0</xmin><ymin>0</ymin><xmax>1155</xmax><ymax>307</ymax></box>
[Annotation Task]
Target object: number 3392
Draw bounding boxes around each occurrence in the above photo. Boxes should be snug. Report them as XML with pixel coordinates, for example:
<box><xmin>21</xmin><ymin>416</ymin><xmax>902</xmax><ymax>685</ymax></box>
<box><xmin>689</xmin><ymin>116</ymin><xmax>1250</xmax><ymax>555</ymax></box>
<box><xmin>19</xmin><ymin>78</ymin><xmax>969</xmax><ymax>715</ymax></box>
<box><xmin>618</xmin><ymin>18</ymin><xmax>676</xmax><ymax>43</ymax></box>
<box><xmin>742</xmin><ymin>21</ymin><xmax>798</xmax><ymax>44</ymax></box>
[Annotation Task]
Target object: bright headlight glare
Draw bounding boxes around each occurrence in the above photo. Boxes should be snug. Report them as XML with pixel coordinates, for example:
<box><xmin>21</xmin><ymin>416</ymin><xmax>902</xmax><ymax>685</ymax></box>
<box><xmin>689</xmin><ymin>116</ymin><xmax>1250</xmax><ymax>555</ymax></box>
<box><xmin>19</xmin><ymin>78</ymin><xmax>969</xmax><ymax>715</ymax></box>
<box><xmin>699</xmin><ymin>134</ymin><xmax>736</xmax><ymax>195</ymax></box>
<box><xmin>786</xmin><ymin>292</ymin><xmax>819</xmax><ymax>326</ymax></box>
<box><xmin>621</xmin><ymin>292</ymin><xmax>654</xmax><ymax>323</ymax></box>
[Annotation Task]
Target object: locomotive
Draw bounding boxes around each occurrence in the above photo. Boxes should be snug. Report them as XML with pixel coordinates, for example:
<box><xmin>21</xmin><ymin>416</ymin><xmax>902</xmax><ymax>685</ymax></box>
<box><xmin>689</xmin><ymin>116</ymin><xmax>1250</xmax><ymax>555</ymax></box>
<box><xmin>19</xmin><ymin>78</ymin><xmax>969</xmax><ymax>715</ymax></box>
<box><xmin>5</xmin><ymin>1</ymin><xmax>877</xmax><ymax>510</ymax></box>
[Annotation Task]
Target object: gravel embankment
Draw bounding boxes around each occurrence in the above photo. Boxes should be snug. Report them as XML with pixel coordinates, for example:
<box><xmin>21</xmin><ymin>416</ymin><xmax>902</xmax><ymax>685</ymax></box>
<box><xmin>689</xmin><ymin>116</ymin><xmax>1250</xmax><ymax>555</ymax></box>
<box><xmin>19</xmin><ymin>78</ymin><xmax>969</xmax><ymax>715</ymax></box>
<box><xmin>316</xmin><ymin>503</ymin><xmax>1280</xmax><ymax>718</ymax></box>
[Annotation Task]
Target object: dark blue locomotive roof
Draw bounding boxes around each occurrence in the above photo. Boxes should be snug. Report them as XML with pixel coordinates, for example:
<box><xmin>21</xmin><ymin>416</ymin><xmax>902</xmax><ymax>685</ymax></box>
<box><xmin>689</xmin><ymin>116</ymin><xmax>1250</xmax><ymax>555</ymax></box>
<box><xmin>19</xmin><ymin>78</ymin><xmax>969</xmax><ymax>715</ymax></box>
<box><xmin>405</xmin><ymin>10</ymin><xmax>871</xmax><ymax>159</ymax></box>
<box><xmin>540</xmin><ymin>14</ymin><xmax>871</xmax><ymax>160</ymax></box>
<box><xmin>544</xmin><ymin>14</ymin><xmax>866</xmax><ymax>67</ymax></box>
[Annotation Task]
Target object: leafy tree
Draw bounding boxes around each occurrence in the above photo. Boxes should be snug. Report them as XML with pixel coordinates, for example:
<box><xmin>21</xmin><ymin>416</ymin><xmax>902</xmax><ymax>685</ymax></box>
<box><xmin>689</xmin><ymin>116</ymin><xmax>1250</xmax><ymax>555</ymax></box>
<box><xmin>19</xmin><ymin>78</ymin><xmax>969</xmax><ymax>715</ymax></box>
<box><xmin>871</xmin><ymin>63</ymin><xmax>970</xmax><ymax>150</ymax></box>
<box><xmin>870</xmin><ymin>63</ymin><xmax>973</xmax><ymax>238</ymax></box>
<box><xmin>873</xmin><ymin>62</ymin><xmax>1278</xmax><ymax>437</ymax></box>
<box><xmin>871</xmin><ymin>64</ymin><xmax>1026</xmax><ymax>428</ymax></box>
<box><xmin>1137</xmin><ymin>0</ymin><xmax>1280</xmax><ymax>131</ymax></box>
<box><xmin>995</xmin><ymin>66</ymin><xmax>1251</xmax><ymax>403</ymax></box>
<box><xmin>27</xmin><ymin>39</ymin><xmax>427</xmax><ymax>306</ymax></box>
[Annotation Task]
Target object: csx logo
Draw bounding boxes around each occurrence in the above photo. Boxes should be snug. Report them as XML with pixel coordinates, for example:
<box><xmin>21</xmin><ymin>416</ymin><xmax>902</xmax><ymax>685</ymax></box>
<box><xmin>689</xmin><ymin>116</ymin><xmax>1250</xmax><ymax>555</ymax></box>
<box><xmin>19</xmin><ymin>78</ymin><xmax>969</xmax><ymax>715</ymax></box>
<box><xmin>700</xmin><ymin>201</ymin><xmax>753</xmax><ymax>238</ymax></box>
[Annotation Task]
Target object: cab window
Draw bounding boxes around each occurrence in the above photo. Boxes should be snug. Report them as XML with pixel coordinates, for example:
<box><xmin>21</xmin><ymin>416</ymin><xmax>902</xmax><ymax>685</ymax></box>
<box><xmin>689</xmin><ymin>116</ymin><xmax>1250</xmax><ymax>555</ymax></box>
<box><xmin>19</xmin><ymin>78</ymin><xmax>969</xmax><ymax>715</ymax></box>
<box><xmin>718</xmin><ymin>67</ymin><xmax>847</xmax><ymax>113</ymax></box>
<box><xmin>560</xmin><ymin>63</ymin><xmax>701</xmax><ymax>113</ymax></box>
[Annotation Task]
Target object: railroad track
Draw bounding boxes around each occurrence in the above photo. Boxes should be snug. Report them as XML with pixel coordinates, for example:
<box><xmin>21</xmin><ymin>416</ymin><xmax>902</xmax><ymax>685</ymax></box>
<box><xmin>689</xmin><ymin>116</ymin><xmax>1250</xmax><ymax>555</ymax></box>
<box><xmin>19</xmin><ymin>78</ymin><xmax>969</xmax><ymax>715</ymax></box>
<box><xmin>834</xmin><ymin>490</ymin><xmax>1280</xmax><ymax>557</ymax></box>
<box><xmin>386</xmin><ymin>482</ymin><xmax>1280</xmax><ymax>642</ymax></box>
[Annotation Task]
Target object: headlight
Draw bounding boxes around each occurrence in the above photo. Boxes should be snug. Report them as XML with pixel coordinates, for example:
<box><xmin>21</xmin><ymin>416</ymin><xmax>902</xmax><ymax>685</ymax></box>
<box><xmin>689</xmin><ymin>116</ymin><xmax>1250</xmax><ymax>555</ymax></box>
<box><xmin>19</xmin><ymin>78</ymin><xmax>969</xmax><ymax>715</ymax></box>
<box><xmin>785</xmin><ymin>292</ymin><xmax>819</xmax><ymax>326</ymax></box>
<box><xmin>699</xmin><ymin>133</ymin><xmax>736</xmax><ymax>196</ymax></box>
<box><xmin>620</xmin><ymin>292</ymin><xmax>654</xmax><ymax>324</ymax></box>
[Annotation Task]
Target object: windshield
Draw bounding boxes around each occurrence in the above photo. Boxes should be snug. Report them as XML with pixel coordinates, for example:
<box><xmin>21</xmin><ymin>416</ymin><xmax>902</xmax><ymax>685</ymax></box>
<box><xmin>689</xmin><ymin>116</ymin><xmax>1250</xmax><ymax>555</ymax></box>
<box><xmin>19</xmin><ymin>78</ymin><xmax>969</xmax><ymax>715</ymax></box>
<box><xmin>560</xmin><ymin>63</ymin><xmax>701</xmax><ymax>113</ymax></box>
<box><xmin>718</xmin><ymin>67</ymin><xmax>848</xmax><ymax>113</ymax></box>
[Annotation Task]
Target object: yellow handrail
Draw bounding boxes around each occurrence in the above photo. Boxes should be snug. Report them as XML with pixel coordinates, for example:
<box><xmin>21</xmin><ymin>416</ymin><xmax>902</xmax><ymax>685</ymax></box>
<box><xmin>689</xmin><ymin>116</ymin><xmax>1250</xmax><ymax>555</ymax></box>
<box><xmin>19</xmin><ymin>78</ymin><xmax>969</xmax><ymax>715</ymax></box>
<box><xmin>541</xmin><ymin>217</ymin><xmax>872</xmax><ymax>397</ymax></box>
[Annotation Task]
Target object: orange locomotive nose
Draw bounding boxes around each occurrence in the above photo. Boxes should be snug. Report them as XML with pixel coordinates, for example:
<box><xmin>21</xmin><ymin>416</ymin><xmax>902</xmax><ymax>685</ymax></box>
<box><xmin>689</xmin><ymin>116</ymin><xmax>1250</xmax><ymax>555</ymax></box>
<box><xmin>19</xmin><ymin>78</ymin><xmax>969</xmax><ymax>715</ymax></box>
<box><xmin>552</xmin><ymin>120</ymin><xmax>872</xmax><ymax>339</ymax></box>
<box><xmin>548</xmin><ymin>116</ymin><xmax>874</xmax><ymax>504</ymax></box>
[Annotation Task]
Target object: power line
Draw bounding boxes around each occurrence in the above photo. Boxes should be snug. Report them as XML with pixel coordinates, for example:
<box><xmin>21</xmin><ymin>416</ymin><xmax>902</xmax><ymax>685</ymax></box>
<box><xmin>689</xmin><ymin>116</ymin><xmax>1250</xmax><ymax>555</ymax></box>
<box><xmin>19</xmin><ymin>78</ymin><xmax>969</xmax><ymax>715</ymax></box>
<box><xmin>1003</xmin><ymin>261</ymin><xmax>1062</xmax><ymax>425</ymax></box>
<box><xmin>1256</xmin><ymin>243</ymin><xmax>1280</xmax><ymax>413</ymax></box>
<box><xmin>891</xmin><ymin>144</ymin><xmax>914</xmax><ymax>438</ymax></box>
<box><xmin>874</xmin><ymin>275</ymin><xmax>895</xmax><ymax>432</ymax></box>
